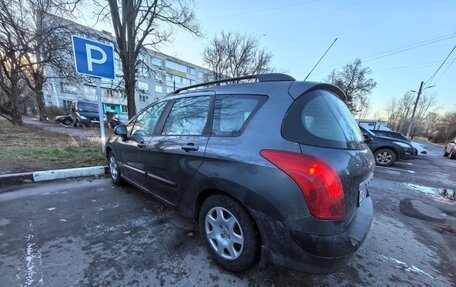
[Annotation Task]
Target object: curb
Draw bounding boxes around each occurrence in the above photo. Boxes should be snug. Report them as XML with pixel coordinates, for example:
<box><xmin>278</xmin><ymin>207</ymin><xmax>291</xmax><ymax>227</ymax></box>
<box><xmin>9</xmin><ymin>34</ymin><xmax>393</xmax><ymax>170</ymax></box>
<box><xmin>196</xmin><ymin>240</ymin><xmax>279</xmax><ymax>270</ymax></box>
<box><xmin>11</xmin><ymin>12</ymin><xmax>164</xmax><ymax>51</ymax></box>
<box><xmin>0</xmin><ymin>166</ymin><xmax>109</xmax><ymax>189</ymax></box>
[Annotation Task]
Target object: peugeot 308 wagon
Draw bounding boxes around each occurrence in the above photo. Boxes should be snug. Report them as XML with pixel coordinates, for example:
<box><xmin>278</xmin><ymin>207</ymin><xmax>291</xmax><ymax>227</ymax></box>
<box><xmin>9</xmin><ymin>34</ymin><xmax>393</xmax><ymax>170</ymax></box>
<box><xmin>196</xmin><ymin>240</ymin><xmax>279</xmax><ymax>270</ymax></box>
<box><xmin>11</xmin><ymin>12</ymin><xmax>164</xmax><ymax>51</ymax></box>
<box><xmin>106</xmin><ymin>74</ymin><xmax>375</xmax><ymax>274</ymax></box>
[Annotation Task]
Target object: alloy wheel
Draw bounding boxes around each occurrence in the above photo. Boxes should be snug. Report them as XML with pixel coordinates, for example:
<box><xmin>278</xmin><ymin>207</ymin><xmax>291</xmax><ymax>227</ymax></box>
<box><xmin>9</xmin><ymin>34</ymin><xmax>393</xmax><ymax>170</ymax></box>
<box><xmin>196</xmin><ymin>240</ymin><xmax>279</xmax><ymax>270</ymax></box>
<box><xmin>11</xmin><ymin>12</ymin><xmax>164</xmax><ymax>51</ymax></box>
<box><xmin>109</xmin><ymin>156</ymin><xmax>119</xmax><ymax>180</ymax></box>
<box><xmin>205</xmin><ymin>207</ymin><xmax>244</xmax><ymax>260</ymax></box>
<box><xmin>376</xmin><ymin>151</ymin><xmax>392</xmax><ymax>164</ymax></box>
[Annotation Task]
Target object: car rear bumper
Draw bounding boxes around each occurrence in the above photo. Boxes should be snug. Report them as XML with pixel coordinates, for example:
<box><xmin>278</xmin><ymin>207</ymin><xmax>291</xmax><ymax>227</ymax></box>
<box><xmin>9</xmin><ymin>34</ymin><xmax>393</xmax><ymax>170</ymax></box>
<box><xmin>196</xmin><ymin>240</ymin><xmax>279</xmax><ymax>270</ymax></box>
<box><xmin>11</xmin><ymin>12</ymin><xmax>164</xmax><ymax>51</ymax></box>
<box><xmin>255</xmin><ymin>197</ymin><xmax>373</xmax><ymax>274</ymax></box>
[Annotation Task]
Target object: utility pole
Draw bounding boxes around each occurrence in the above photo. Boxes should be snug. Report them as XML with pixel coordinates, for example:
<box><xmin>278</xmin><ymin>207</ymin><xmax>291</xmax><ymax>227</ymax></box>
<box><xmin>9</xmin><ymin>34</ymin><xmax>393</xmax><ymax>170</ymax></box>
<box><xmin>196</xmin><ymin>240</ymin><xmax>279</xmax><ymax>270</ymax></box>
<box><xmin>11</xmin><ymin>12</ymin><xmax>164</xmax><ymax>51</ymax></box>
<box><xmin>406</xmin><ymin>81</ymin><xmax>424</xmax><ymax>138</ymax></box>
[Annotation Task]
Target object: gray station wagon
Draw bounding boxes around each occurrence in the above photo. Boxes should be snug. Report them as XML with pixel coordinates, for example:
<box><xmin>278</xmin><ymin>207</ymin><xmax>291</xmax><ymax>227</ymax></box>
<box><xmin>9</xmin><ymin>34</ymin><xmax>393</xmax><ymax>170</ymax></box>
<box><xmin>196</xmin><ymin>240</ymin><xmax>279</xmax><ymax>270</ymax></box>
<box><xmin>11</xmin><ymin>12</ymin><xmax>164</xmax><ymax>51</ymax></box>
<box><xmin>106</xmin><ymin>73</ymin><xmax>375</xmax><ymax>274</ymax></box>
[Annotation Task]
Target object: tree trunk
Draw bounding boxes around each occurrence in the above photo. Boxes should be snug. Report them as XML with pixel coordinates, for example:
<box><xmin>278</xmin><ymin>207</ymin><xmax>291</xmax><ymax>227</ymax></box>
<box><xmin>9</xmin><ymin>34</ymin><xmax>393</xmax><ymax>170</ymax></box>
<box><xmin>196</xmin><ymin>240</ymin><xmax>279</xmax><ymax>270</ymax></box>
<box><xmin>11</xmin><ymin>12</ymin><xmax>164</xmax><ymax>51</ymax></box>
<box><xmin>126</xmin><ymin>77</ymin><xmax>136</xmax><ymax>119</ymax></box>
<box><xmin>34</xmin><ymin>74</ymin><xmax>47</xmax><ymax>121</ymax></box>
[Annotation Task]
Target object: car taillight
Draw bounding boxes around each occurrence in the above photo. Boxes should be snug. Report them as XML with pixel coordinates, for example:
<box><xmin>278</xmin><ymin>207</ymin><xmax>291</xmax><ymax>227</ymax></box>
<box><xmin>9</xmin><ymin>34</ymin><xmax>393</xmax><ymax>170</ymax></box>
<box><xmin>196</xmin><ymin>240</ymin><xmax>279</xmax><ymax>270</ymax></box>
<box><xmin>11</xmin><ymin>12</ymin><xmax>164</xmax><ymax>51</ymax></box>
<box><xmin>260</xmin><ymin>149</ymin><xmax>345</xmax><ymax>221</ymax></box>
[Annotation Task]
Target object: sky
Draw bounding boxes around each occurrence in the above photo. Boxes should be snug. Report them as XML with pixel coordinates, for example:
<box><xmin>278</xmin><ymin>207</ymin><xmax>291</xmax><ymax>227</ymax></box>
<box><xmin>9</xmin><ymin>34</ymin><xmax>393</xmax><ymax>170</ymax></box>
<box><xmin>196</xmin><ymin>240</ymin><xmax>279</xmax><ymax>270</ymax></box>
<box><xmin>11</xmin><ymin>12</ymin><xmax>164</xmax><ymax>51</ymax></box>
<box><xmin>79</xmin><ymin>0</ymin><xmax>456</xmax><ymax>118</ymax></box>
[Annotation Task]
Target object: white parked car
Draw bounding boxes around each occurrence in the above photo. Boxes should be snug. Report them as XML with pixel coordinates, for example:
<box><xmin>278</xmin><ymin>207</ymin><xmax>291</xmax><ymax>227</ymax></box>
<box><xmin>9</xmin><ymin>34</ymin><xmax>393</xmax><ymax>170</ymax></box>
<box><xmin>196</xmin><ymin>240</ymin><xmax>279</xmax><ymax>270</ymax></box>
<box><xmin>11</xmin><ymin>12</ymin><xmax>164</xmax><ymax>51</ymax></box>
<box><xmin>411</xmin><ymin>141</ymin><xmax>428</xmax><ymax>156</ymax></box>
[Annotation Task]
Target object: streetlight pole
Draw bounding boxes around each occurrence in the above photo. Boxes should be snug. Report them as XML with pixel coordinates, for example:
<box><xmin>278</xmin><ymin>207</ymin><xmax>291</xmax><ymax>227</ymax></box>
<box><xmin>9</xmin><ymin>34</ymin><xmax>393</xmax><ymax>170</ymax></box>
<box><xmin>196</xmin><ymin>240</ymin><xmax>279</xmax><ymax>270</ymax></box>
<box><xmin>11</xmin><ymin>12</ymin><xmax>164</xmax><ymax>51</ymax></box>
<box><xmin>406</xmin><ymin>81</ymin><xmax>424</xmax><ymax>138</ymax></box>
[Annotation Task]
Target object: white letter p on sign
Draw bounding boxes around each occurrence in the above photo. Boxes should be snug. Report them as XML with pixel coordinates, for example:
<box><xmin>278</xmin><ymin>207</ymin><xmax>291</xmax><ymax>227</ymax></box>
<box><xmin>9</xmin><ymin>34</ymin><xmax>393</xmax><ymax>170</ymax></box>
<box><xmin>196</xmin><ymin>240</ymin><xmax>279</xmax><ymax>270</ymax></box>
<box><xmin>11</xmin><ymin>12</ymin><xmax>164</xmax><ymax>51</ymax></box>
<box><xmin>86</xmin><ymin>44</ymin><xmax>107</xmax><ymax>72</ymax></box>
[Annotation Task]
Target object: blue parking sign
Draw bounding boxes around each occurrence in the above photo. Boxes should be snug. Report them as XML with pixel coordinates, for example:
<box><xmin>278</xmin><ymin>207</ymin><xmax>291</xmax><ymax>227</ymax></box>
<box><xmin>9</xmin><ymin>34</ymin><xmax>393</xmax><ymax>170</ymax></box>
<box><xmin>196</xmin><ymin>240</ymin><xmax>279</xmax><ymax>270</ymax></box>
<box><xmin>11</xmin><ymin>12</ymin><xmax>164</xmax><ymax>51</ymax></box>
<box><xmin>72</xmin><ymin>35</ymin><xmax>115</xmax><ymax>80</ymax></box>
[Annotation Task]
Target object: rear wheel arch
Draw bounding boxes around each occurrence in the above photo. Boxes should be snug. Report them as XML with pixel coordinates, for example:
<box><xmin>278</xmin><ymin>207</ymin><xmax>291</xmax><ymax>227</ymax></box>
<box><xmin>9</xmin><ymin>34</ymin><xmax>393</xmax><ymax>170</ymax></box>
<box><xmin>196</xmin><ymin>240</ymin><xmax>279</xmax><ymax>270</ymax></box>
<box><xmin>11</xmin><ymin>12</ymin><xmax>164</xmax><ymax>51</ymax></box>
<box><xmin>194</xmin><ymin>189</ymin><xmax>263</xmax><ymax>244</ymax></box>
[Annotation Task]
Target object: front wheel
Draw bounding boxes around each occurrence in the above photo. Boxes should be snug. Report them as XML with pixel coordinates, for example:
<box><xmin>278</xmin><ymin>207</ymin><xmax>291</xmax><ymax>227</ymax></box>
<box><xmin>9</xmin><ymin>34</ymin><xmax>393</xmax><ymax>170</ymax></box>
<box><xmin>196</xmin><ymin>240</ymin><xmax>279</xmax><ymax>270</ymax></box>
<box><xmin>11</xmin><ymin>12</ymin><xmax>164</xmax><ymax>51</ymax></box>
<box><xmin>199</xmin><ymin>194</ymin><xmax>260</xmax><ymax>272</ymax></box>
<box><xmin>108</xmin><ymin>154</ymin><xmax>123</xmax><ymax>185</ymax></box>
<box><xmin>374</xmin><ymin>148</ymin><xmax>397</xmax><ymax>166</ymax></box>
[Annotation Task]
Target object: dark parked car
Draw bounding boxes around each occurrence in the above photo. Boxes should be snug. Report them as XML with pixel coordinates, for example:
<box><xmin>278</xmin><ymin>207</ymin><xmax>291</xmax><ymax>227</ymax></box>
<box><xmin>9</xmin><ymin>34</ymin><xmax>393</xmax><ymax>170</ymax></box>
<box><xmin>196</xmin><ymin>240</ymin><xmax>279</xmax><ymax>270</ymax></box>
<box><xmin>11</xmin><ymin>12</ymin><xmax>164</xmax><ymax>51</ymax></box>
<box><xmin>71</xmin><ymin>100</ymin><xmax>100</xmax><ymax>121</ymax></box>
<box><xmin>106</xmin><ymin>74</ymin><xmax>374</xmax><ymax>274</ymax></box>
<box><xmin>54</xmin><ymin>114</ymin><xmax>92</xmax><ymax>127</ymax></box>
<box><xmin>360</xmin><ymin>126</ymin><xmax>414</xmax><ymax>166</ymax></box>
<box><xmin>444</xmin><ymin>137</ymin><xmax>456</xmax><ymax>159</ymax></box>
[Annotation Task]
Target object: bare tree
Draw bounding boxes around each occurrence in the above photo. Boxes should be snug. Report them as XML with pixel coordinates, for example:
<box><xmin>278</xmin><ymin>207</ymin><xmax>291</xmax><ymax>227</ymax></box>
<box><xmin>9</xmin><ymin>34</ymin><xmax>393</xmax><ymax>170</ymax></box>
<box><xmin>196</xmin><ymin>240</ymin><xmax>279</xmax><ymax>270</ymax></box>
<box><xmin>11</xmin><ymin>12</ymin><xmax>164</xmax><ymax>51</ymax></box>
<box><xmin>384</xmin><ymin>91</ymin><xmax>415</xmax><ymax>132</ymax></box>
<box><xmin>326</xmin><ymin>59</ymin><xmax>377</xmax><ymax>115</ymax></box>
<box><xmin>0</xmin><ymin>0</ymin><xmax>81</xmax><ymax>121</ymax></box>
<box><xmin>97</xmin><ymin>0</ymin><xmax>199</xmax><ymax>118</ymax></box>
<box><xmin>384</xmin><ymin>91</ymin><xmax>437</xmax><ymax>135</ymax></box>
<box><xmin>0</xmin><ymin>31</ymin><xmax>29</xmax><ymax>124</ymax></box>
<box><xmin>203</xmin><ymin>31</ymin><xmax>273</xmax><ymax>80</ymax></box>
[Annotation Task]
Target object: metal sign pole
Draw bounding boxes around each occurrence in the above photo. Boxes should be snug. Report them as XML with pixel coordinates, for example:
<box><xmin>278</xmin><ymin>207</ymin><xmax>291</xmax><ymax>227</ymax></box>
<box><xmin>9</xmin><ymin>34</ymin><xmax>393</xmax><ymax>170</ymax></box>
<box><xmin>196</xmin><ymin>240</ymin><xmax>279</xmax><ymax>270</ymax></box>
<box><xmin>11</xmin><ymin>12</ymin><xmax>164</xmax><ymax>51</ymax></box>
<box><xmin>96</xmin><ymin>78</ymin><xmax>106</xmax><ymax>154</ymax></box>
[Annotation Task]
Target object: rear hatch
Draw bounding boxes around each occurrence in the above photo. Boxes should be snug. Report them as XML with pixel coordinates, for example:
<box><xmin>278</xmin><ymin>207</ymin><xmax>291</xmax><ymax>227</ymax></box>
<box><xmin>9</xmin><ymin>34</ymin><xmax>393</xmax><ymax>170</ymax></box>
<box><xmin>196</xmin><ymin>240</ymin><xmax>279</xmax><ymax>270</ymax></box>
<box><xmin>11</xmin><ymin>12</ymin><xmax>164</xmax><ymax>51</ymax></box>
<box><xmin>282</xmin><ymin>88</ymin><xmax>375</xmax><ymax>224</ymax></box>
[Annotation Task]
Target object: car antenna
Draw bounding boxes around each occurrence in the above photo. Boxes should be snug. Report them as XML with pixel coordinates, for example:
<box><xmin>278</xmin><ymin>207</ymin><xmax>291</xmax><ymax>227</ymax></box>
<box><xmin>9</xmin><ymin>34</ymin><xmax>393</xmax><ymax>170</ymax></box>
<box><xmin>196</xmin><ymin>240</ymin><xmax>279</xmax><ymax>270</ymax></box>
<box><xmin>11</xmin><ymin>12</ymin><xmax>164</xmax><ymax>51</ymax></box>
<box><xmin>304</xmin><ymin>37</ymin><xmax>338</xmax><ymax>81</ymax></box>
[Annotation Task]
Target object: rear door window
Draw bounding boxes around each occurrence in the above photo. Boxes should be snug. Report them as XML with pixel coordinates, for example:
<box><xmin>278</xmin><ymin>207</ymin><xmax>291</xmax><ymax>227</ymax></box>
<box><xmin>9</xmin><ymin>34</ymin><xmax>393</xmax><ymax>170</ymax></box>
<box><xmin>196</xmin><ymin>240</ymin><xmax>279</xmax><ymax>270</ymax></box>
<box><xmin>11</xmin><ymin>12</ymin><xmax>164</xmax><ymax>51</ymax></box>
<box><xmin>162</xmin><ymin>96</ymin><xmax>211</xmax><ymax>135</ymax></box>
<box><xmin>212</xmin><ymin>95</ymin><xmax>266</xmax><ymax>136</ymax></box>
<box><xmin>282</xmin><ymin>90</ymin><xmax>365</xmax><ymax>149</ymax></box>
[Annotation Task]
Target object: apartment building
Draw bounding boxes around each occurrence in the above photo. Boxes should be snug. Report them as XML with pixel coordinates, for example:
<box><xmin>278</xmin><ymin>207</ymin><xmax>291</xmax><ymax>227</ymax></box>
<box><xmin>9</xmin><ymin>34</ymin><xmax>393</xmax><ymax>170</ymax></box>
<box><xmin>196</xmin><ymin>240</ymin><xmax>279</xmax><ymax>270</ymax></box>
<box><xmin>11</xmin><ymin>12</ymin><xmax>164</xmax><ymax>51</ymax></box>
<box><xmin>43</xmin><ymin>17</ymin><xmax>212</xmax><ymax>116</ymax></box>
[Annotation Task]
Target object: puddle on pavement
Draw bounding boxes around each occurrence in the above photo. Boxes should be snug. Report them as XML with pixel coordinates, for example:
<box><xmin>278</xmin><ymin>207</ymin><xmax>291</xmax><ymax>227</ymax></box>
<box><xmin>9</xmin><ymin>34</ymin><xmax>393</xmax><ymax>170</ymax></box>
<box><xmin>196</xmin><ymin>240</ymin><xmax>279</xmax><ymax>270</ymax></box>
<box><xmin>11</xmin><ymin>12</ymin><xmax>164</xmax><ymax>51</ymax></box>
<box><xmin>403</xmin><ymin>183</ymin><xmax>456</xmax><ymax>201</ymax></box>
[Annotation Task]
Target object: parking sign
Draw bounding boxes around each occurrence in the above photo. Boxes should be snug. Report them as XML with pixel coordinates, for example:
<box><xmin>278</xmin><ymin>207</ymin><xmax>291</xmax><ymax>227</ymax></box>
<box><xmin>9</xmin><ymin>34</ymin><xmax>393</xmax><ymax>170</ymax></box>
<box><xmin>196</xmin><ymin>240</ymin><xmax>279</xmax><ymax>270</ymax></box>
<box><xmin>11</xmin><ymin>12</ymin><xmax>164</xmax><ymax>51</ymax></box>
<box><xmin>71</xmin><ymin>35</ymin><xmax>115</xmax><ymax>80</ymax></box>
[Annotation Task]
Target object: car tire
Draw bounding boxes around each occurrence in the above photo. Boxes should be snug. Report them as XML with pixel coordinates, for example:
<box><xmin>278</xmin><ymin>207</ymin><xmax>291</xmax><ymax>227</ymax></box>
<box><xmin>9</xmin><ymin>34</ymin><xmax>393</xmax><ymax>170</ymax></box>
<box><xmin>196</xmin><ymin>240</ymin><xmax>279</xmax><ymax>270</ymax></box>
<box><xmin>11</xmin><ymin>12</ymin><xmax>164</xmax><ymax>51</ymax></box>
<box><xmin>443</xmin><ymin>148</ymin><xmax>449</xmax><ymax>157</ymax></box>
<box><xmin>63</xmin><ymin>119</ymin><xmax>72</xmax><ymax>125</ymax></box>
<box><xmin>199</xmin><ymin>194</ymin><xmax>260</xmax><ymax>272</ymax></box>
<box><xmin>108</xmin><ymin>153</ymin><xmax>123</xmax><ymax>185</ymax></box>
<box><xmin>450</xmin><ymin>150</ymin><xmax>456</xmax><ymax>160</ymax></box>
<box><xmin>374</xmin><ymin>148</ymin><xmax>397</xmax><ymax>166</ymax></box>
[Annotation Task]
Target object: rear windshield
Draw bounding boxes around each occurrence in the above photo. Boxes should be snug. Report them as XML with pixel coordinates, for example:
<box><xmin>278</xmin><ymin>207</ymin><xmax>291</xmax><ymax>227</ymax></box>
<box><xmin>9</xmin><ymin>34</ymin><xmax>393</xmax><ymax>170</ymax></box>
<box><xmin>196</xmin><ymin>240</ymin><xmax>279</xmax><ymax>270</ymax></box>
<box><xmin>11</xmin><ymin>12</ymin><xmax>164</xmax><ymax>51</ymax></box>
<box><xmin>282</xmin><ymin>90</ymin><xmax>365</xmax><ymax>150</ymax></box>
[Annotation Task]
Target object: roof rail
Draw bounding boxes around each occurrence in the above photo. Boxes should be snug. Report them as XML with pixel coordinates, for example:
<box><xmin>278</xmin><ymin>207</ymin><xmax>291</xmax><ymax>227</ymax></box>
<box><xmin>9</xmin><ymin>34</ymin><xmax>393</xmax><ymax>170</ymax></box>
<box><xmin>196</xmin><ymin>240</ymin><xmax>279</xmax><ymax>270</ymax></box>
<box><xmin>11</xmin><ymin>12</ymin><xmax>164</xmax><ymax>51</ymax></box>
<box><xmin>172</xmin><ymin>73</ymin><xmax>295</xmax><ymax>95</ymax></box>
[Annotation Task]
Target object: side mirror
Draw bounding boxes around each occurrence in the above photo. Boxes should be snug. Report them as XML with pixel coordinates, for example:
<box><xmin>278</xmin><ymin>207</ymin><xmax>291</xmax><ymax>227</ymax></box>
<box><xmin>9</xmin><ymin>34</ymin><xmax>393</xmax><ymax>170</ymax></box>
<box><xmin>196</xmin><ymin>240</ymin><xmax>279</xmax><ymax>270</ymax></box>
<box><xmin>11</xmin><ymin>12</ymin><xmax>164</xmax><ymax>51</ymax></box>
<box><xmin>114</xmin><ymin>124</ymin><xmax>128</xmax><ymax>140</ymax></box>
<box><xmin>363</xmin><ymin>133</ymin><xmax>372</xmax><ymax>143</ymax></box>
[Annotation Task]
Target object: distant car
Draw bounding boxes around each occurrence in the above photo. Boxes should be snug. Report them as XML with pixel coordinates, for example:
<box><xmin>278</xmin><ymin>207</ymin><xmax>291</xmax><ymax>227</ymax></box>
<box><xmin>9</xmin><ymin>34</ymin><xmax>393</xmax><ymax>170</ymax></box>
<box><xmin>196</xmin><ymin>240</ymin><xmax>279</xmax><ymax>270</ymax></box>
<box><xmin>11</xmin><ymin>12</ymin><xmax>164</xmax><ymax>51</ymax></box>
<box><xmin>360</xmin><ymin>126</ymin><xmax>414</xmax><ymax>166</ymax></box>
<box><xmin>54</xmin><ymin>114</ymin><xmax>92</xmax><ymax>127</ymax></box>
<box><xmin>71</xmin><ymin>100</ymin><xmax>100</xmax><ymax>121</ymax></box>
<box><xmin>370</xmin><ymin>130</ymin><xmax>427</xmax><ymax>156</ymax></box>
<box><xmin>444</xmin><ymin>137</ymin><xmax>456</xmax><ymax>159</ymax></box>
<box><xmin>54</xmin><ymin>115</ymin><xmax>73</xmax><ymax>126</ymax></box>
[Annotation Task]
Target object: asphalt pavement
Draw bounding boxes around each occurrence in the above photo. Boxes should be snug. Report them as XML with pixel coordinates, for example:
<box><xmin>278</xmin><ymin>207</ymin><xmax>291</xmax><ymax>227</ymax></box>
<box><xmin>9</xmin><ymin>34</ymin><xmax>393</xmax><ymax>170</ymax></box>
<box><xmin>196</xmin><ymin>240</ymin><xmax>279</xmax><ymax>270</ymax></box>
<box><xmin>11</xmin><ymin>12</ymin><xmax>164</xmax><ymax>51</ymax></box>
<box><xmin>0</xmin><ymin>141</ymin><xmax>455</xmax><ymax>287</ymax></box>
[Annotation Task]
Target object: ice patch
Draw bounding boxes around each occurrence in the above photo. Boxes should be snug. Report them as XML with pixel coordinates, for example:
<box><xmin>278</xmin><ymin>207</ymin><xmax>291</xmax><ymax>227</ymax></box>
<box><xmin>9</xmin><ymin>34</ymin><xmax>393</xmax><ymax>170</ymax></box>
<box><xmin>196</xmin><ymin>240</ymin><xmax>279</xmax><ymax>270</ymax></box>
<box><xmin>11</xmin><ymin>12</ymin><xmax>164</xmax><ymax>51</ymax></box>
<box><xmin>404</xmin><ymin>183</ymin><xmax>456</xmax><ymax>200</ymax></box>
<box><xmin>380</xmin><ymin>255</ymin><xmax>435</xmax><ymax>279</ymax></box>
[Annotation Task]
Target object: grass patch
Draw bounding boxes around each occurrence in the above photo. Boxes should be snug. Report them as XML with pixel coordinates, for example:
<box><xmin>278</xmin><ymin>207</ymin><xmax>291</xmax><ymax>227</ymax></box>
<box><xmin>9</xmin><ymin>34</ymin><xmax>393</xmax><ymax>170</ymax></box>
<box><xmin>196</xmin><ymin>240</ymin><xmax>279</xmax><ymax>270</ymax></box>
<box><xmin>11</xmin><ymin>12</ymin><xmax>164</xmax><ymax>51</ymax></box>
<box><xmin>0</xmin><ymin>118</ymin><xmax>106</xmax><ymax>173</ymax></box>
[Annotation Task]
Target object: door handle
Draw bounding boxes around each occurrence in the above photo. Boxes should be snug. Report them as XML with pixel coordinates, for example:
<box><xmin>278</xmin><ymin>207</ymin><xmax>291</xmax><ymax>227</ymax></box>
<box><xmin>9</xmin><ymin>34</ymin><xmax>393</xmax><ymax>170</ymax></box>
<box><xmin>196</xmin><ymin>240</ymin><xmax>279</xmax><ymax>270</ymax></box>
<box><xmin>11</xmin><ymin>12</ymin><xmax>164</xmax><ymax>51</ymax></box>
<box><xmin>181</xmin><ymin>143</ymin><xmax>199</xmax><ymax>152</ymax></box>
<box><xmin>137</xmin><ymin>141</ymin><xmax>146</xmax><ymax>148</ymax></box>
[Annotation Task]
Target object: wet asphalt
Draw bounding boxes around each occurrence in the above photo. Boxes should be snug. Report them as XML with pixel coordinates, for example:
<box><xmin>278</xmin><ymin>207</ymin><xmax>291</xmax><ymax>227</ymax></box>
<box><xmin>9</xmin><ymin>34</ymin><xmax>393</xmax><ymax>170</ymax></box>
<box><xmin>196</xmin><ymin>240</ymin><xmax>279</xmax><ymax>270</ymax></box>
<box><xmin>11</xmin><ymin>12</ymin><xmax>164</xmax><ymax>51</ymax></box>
<box><xmin>0</xmin><ymin>141</ymin><xmax>455</xmax><ymax>287</ymax></box>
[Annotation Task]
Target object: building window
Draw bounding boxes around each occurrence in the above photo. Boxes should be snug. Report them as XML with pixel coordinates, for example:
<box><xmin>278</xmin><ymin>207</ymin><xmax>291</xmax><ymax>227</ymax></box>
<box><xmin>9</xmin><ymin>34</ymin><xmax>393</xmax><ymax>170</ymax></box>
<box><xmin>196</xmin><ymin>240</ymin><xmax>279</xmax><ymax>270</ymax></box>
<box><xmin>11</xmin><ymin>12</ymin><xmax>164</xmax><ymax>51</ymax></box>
<box><xmin>61</xmin><ymin>83</ymin><xmax>77</xmax><ymax>94</ymax></box>
<box><xmin>198</xmin><ymin>71</ymin><xmax>204</xmax><ymax>78</ymax></box>
<box><xmin>189</xmin><ymin>67</ymin><xmax>196</xmax><ymax>75</ymax></box>
<box><xmin>155</xmin><ymin>85</ymin><xmax>163</xmax><ymax>93</ymax></box>
<box><xmin>151</xmin><ymin>57</ymin><xmax>162</xmax><ymax>66</ymax></box>
<box><xmin>165</xmin><ymin>60</ymin><xmax>187</xmax><ymax>74</ymax></box>
<box><xmin>154</xmin><ymin>72</ymin><xmax>164</xmax><ymax>81</ymax></box>
<box><xmin>115</xmin><ymin>58</ymin><xmax>122</xmax><ymax>71</ymax></box>
<box><xmin>137</xmin><ymin>81</ymin><xmax>149</xmax><ymax>92</ymax></box>
<box><xmin>121</xmin><ymin>105</ymin><xmax>128</xmax><ymax>113</ymax></box>
<box><xmin>166</xmin><ymin>73</ymin><xmax>173</xmax><ymax>84</ymax></box>
<box><xmin>139</xmin><ymin>95</ymin><xmax>149</xmax><ymax>103</ymax></box>
<box><xmin>137</xmin><ymin>63</ymin><xmax>149</xmax><ymax>77</ymax></box>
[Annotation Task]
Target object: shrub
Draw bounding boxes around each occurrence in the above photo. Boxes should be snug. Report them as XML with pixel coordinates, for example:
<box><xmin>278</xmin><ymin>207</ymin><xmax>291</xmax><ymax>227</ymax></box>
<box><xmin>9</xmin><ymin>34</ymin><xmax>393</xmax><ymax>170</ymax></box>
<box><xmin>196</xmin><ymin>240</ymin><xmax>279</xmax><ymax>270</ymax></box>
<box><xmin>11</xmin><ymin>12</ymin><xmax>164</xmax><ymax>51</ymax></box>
<box><xmin>46</xmin><ymin>106</ymin><xmax>65</xmax><ymax>119</ymax></box>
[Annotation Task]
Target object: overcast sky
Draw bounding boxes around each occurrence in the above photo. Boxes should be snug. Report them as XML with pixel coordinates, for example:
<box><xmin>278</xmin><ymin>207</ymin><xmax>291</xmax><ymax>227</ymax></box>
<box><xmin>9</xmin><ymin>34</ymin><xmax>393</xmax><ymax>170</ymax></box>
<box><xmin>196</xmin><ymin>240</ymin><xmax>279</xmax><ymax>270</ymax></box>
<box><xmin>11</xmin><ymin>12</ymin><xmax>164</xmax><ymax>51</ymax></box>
<box><xmin>80</xmin><ymin>0</ymin><xmax>456</xmax><ymax>118</ymax></box>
